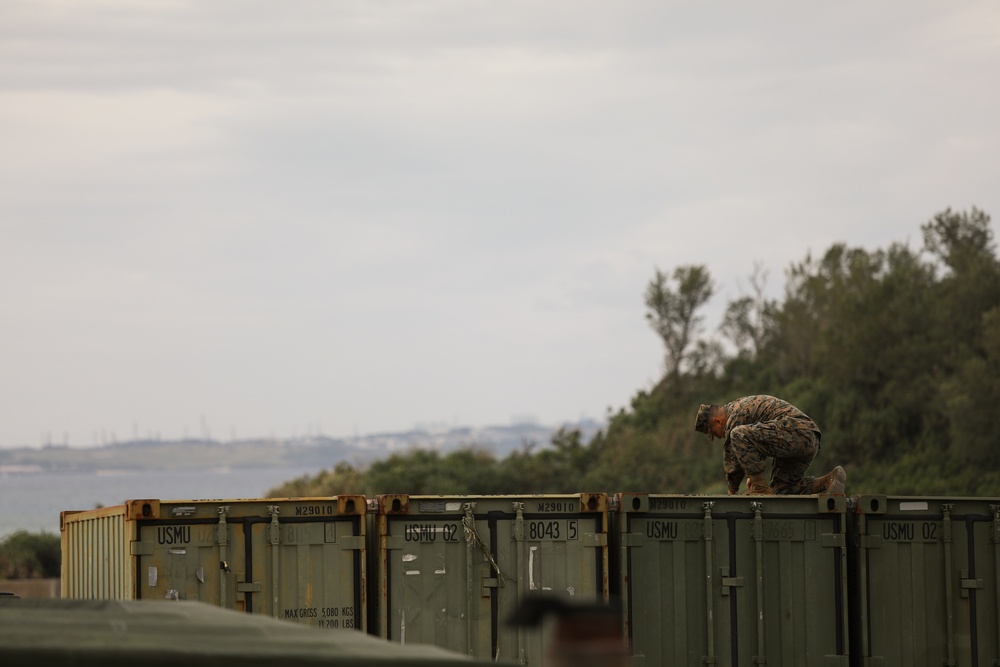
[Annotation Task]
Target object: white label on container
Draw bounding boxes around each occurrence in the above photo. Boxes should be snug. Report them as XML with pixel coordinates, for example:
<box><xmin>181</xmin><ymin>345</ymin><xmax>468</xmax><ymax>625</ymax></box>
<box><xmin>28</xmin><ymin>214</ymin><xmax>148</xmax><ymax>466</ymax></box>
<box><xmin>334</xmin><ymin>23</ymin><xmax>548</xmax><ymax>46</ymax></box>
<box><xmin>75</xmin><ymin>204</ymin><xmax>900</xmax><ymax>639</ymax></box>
<box><xmin>445</xmin><ymin>502</ymin><xmax>462</xmax><ymax>511</ymax></box>
<box><xmin>402</xmin><ymin>554</ymin><xmax>417</xmax><ymax>562</ymax></box>
<box><xmin>899</xmin><ymin>502</ymin><xmax>929</xmax><ymax>511</ymax></box>
<box><xmin>148</xmin><ymin>566</ymin><xmax>157</xmax><ymax>587</ymax></box>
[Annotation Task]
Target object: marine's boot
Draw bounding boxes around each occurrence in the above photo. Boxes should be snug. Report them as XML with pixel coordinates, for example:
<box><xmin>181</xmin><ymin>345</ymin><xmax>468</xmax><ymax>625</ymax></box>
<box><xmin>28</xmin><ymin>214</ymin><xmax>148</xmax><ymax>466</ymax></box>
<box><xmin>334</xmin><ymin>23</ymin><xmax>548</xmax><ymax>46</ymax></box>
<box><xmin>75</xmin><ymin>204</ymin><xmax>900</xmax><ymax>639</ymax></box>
<box><xmin>746</xmin><ymin>472</ymin><xmax>773</xmax><ymax>495</ymax></box>
<box><xmin>811</xmin><ymin>466</ymin><xmax>847</xmax><ymax>494</ymax></box>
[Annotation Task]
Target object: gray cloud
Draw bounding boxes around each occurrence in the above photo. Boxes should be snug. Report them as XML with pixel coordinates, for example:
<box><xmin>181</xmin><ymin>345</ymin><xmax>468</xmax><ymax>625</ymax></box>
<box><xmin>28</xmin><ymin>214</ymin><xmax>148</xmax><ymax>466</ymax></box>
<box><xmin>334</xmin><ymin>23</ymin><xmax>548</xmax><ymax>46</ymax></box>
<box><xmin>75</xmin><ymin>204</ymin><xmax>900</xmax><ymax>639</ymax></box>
<box><xmin>2</xmin><ymin>1</ymin><xmax>998</xmax><ymax>445</ymax></box>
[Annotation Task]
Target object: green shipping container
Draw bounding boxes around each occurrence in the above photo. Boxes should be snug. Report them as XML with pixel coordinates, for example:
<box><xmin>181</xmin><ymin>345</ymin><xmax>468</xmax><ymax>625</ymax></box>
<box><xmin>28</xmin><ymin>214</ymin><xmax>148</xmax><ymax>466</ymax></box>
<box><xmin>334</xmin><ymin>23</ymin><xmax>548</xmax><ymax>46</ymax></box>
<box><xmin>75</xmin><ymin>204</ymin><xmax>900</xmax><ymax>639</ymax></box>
<box><xmin>60</xmin><ymin>496</ymin><xmax>367</xmax><ymax>631</ymax></box>
<box><xmin>849</xmin><ymin>496</ymin><xmax>1000</xmax><ymax>667</ymax></box>
<box><xmin>375</xmin><ymin>493</ymin><xmax>610</xmax><ymax>665</ymax></box>
<box><xmin>614</xmin><ymin>493</ymin><xmax>850</xmax><ymax>666</ymax></box>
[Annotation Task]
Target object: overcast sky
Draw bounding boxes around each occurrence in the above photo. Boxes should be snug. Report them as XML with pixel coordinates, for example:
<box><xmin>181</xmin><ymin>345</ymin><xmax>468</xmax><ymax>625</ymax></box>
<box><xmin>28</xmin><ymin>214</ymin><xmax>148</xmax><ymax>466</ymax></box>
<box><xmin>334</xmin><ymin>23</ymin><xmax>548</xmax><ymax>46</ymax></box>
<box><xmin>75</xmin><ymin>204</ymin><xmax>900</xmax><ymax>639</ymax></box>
<box><xmin>2</xmin><ymin>1</ymin><xmax>998</xmax><ymax>448</ymax></box>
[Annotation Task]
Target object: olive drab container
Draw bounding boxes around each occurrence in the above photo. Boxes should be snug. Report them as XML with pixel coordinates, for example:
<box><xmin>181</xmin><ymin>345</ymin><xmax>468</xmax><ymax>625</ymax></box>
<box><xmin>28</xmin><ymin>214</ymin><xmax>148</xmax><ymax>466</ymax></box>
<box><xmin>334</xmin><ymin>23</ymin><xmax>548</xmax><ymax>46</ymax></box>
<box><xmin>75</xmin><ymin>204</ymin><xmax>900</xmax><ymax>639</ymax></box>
<box><xmin>374</xmin><ymin>493</ymin><xmax>610</xmax><ymax>665</ymax></box>
<box><xmin>614</xmin><ymin>493</ymin><xmax>850</xmax><ymax>666</ymax></box>
<box><xmin>60</xmin><ymin>497</ymin><xmax>367</xmax><ymax>631</ymax></box>
<box><xmin>848</xmin><ymin>496</ymin><xmax>1000</xmax><ymax>667</ymax></box>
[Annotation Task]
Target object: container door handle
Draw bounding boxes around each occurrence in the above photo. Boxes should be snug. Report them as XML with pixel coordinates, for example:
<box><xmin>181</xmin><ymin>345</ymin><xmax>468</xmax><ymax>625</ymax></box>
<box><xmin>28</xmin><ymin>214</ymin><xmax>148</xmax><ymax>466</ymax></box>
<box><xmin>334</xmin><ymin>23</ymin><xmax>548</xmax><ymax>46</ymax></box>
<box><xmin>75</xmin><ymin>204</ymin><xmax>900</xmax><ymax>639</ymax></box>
<box><xmin>992</xmin><ymin>505</ymin><xmax>1000</xmax><ymax>666</ymax></box>
<box><xmin>702</xmin><ymin>501</ymin><xmax>717</xmax><ymax>665</ymax></box>
<box><xmin>268</xmin><ymin>505</ymin><xmax>281</xmax><ymax>618</ymax></box>
<box><xmin>216</xmin><ymin>506</ymin><xmax>230</xmax><ymax>609</ymax></box>
<box><xmin>751</xmin><ymin>501</ymin><xmax>767</xmax><ymax>666</ymax></box>
<box><xmin>942</xmin><ymin>504</ymin><xmax>956</xmax><ymax>667</ymax></box>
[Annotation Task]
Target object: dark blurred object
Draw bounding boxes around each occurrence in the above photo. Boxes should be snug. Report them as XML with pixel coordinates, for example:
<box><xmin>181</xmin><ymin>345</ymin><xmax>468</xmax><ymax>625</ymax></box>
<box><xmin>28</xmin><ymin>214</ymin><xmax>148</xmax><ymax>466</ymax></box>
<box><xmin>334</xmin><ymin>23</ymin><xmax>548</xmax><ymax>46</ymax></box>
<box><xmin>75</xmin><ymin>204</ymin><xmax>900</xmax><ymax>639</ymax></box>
<box><xmin>509</xmin><ymin>594</ymin><xmax>629</xmax><ymax>667</ymax></box>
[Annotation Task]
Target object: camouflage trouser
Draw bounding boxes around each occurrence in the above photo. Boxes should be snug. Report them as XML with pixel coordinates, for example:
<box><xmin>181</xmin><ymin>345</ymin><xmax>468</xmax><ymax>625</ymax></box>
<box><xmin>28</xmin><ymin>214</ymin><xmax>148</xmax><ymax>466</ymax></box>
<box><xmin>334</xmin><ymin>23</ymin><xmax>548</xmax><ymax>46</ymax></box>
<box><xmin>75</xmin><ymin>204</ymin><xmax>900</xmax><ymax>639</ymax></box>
<box><xmin>730</xmin><ymin>422</ymin><xmax>820</xmax><ymax>495</ymax></box>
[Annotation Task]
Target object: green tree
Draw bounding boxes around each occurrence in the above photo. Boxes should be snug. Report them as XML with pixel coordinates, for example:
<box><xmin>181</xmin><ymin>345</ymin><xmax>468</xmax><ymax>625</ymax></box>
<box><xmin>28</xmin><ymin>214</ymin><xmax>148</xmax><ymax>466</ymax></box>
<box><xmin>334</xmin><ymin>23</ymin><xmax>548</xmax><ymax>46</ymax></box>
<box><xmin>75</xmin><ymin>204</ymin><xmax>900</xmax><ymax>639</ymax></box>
<box><xmin>645</xmin><ymin>266</ymin><xmax>714</xmax><ymax>386</ymax></box>
<box><xmin>346</xmin><ymin>447</ymin><xmax>504</xmax><ymax>495</ymax></box>
<box><xmin>721</xmin><ymin>262</ymin><xmax>775</xmax><ymax>361</ymax></box>
<box><xmin>268</xmin><ymin>461</ymin><xmax>366</xmax><ymax>497</ymax></box>
<box><xmin>767</xmin><ymin>241</ymin><xmax>943</xmax><ymax>463</ymax></box>
<box><xmin>942</xmin><ymin>305</ymin><xmax>1000</xmax><ymax>467</ymax></box>
<box><xmin>922</xmin><ymin>207</ymin><xmax>1000</xmax><ymax>370</ymax></box>
<box><xmin>0</xmin><ymin>531</ymin><xmax>60</xmax><ymax>579</ymax></box>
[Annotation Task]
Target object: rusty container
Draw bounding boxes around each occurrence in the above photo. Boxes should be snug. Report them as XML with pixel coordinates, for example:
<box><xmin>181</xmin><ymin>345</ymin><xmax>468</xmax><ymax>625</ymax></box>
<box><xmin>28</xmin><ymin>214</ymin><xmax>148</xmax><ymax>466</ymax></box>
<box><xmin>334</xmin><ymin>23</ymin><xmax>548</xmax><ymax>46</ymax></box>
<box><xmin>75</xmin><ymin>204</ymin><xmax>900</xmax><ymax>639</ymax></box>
<box><xmin>60</xmin><ymin>496</ymin><xmax>367</xmax><ymax>631</ymax></box>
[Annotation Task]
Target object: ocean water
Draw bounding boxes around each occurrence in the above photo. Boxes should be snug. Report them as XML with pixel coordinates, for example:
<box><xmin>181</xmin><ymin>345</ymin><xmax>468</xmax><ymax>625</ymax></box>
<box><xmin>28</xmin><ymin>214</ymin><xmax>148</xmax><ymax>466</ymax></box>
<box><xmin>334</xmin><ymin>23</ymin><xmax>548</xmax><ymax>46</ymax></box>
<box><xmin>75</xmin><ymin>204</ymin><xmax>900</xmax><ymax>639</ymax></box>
<box><xmin>0</xmin><ymin>467</ymin><xmax>316</xmax><ymax>538</ymax></box>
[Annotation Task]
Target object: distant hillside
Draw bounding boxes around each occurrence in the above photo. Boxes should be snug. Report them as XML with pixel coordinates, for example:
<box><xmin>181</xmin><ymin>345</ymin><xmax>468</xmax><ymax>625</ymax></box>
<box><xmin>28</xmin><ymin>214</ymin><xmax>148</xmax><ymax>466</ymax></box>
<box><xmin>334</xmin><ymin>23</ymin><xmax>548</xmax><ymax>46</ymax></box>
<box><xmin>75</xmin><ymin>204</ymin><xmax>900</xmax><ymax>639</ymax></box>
<box><xmin>0</xmin><ymin>420</ymin><xmax>603</xmax><ymax>474</ymax></box>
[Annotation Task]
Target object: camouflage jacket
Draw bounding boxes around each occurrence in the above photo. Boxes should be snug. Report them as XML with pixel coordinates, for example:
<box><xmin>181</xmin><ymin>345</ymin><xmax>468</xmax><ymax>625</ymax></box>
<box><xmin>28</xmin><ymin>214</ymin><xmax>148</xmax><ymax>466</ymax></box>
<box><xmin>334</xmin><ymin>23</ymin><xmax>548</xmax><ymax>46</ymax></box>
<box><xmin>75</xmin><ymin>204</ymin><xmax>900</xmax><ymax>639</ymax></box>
<box><xmin>721</xmin><ymin>395</ymin><xmax>820</xmax><ymax>493</ymax></box>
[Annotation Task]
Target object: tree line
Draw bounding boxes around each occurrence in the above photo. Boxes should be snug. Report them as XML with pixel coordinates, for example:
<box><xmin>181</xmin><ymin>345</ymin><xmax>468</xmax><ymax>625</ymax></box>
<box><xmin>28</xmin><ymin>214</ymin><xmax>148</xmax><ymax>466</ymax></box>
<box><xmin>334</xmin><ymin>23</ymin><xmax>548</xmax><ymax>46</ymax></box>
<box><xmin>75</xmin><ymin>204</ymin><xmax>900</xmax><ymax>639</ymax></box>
<box><xmin>271</xmin><ymin>208</ymin><xmax>1000</xmax><ymax>498</ymax></box>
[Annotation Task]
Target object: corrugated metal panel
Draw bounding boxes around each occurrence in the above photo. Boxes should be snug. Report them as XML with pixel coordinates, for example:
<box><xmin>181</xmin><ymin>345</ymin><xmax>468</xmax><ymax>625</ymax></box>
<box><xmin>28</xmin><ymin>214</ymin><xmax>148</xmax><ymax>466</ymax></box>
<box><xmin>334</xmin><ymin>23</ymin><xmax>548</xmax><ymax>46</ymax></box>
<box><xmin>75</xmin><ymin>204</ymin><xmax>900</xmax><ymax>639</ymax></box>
<box><xmin>60</xmin><ymin>496</ymin><xmax>368</xmax><ymax>632</ymax></box>
<box><xmin>375</xmin><ymin>493</ymin><xmax>610</xmax><ymax>665</ymax></box>
<box><xmin>615</xmin><ymin>493</ymin><xmax>850</xmax><ymax>667</ymax></box>
<box><xmin>61</xmin><ymin>505</ymin><xmax>136</xmax><ymax>600</ymax></box>
<box><xmin>849</xmin><ymin>495</ymin><xmax>1000</xmax><ymax>667</ymax></box>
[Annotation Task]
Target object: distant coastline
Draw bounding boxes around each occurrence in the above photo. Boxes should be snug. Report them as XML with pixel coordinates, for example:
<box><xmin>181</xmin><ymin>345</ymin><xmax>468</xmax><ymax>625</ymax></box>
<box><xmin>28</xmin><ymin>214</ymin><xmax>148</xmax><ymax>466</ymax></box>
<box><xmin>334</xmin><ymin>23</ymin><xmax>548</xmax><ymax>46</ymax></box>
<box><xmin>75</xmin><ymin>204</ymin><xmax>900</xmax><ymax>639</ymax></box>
<box><xmin>0</xmin><ymin>420</ymin><xmax>602</xmax><ymax>474</ymax></box>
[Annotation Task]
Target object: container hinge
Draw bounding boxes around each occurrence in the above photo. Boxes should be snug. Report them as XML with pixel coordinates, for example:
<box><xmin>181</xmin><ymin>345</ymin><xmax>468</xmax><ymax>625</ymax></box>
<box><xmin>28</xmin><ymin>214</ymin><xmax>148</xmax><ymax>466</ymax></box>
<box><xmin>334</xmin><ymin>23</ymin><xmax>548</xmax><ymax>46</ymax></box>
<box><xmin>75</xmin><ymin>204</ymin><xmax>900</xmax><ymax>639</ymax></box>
<box><xmin>216</xmin><ymin>506</ymin><xmax>230</xmax><ymax>547</ymax></box>
<box><xmin>513</xmin><ymin>502</ymin><xmax>525</xmax><ymax>542</ymax></box>
<box><xmin>721</xmin><ymin>578</ymin><xmax>744</xmax><ymax>595</ymax></box>
<box><xmin>481</xmin><ymin>577</ymin><xmax>500</xmax><ymax>596</ymax></box>
<box><xmin>338</xmin><ymin>535</ymin><xmax>365</xmax><ymax>550</ymax></box>
<box><xmin>960</xmin><ymin>569</ymin><xmax>983</xmax><ymax>598</ymax></box>
<box><xmin>130</xmin><ymin>541</ymin><xmax>155</xmax><ymax>556</ymax></box>
<box><xmin>583</xmin><ymin>533</ymin><xmax>607</xmax><ymax>548</ymax></box>
<box><xmin>623</xmin><ymin>533</ymin><xmax>645</xmax><ymax>547</ymax></box>
<box><xmin>821</xmin><ymin>533</ymin><xmax>845</xmax><ymax>548</ymax></box>
<box><xmin>267</xmin><ymin>505</ymin><xmax>281</xmax><ymax>545</ymax></box>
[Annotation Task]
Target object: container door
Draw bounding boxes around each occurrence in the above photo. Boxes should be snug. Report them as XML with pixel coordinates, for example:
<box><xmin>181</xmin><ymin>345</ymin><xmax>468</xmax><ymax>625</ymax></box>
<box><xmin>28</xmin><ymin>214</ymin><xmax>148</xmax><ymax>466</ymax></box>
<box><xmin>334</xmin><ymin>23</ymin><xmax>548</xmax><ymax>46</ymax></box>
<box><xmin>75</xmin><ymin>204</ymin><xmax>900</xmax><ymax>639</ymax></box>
<box><xmin>740</xmin><ymin>500</ymin><xmax>848</xmax><ymax>666</ymax></box>
<box><xmin>619</xmin><ymin>497</ymin><xmax>713</xmax><ymax>666</ymax></box>
<box><xmin>133</xmin><ymin>517</ymin><xmax>242</xmax><ymax>609</ymax></box>
<box><xmin>621</xmin><ymin>495</ymin><xmax>849</xmax><ymax>667</ymax></box>
<box><xmin>494</xmin><ymin>501</ymin><xmax>608</xmax><ymax>665</ymax></box>
<box><xmin>855</xmin><ymin>497</ymin><xmax>1000</xmax><ymax>667</ymax></box>
<box><xmin>378</xmin><ymin>494</ymin><xmax>609</xmax><ymax>666</ymax></box>
<box><xmin>972</xmin><ymin>506</ymin><xmax>1000</xmax><ymax>667</ymax></box>
<box><xmin>257</xmin><ymin>511</ymin><xmax>366</xmax><ymax>632</ymax></box>
<box><xmin>383</xmin><ymin>506</ymin><xmax>491</xmax><ymax>655</ymax></box>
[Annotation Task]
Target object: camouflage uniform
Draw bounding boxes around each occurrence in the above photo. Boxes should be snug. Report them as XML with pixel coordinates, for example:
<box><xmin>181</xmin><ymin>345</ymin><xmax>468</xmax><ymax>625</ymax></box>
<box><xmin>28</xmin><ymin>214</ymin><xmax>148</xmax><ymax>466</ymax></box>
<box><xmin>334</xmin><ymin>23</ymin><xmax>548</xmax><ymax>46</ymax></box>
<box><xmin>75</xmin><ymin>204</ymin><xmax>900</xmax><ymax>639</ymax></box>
<box><xmin>717</xmin><ymin>395</ymin><xmax>820</xmax><ymax>495</ymax></box>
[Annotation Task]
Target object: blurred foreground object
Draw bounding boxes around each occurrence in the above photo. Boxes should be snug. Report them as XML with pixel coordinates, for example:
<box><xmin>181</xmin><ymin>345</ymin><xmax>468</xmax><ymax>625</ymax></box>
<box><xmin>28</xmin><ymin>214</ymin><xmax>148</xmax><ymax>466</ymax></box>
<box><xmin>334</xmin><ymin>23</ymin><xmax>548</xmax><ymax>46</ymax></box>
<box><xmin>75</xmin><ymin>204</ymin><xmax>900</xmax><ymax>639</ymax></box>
<box><xmin>509</xmin><ymin>594</ymin><xmax>629</xmax><ymax>667</ymax></box>
<box><xmin>0</xmin><ymin>598</ymin><xmax>486</xmax><ymax>667</ymax></box>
